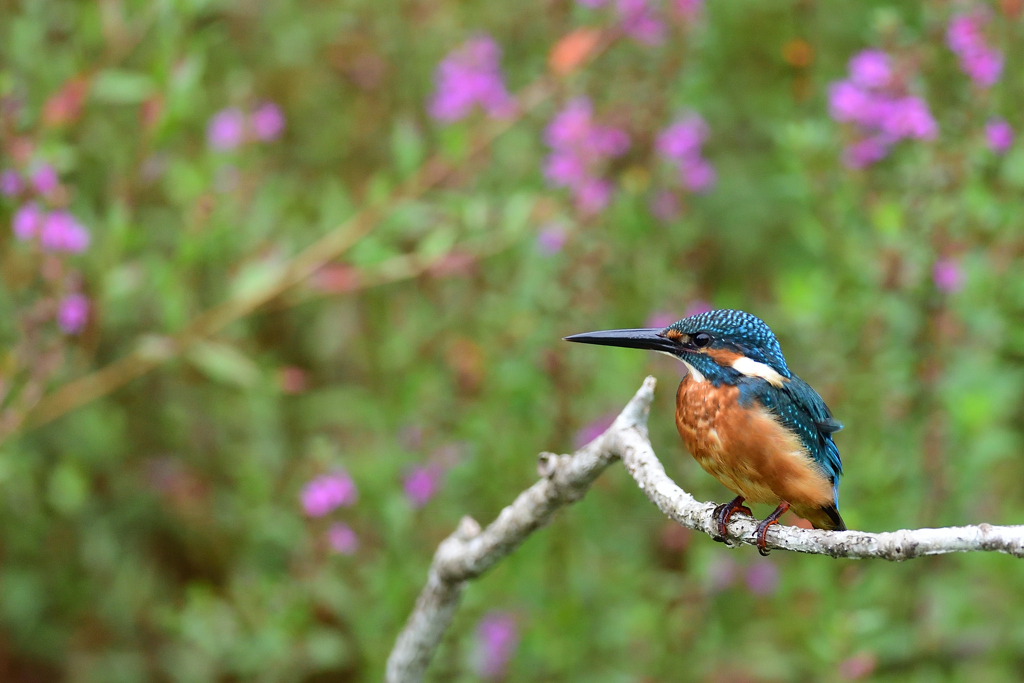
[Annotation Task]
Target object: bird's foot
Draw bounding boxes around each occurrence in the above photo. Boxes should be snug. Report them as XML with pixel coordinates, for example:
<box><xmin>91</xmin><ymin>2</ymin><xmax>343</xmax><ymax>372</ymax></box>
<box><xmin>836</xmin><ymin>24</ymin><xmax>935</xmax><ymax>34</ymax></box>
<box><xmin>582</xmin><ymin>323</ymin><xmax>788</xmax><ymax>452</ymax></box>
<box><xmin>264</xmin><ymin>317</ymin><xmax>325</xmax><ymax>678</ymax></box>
<box><xmin>754</xmin><ymin>501</ymin><xmax>791</xmax><ymax>556</ymax></box>
<box><xmin>712</xmin><ymin>496</ymin><xmax>753</xmax><ymax>541</ymax></box>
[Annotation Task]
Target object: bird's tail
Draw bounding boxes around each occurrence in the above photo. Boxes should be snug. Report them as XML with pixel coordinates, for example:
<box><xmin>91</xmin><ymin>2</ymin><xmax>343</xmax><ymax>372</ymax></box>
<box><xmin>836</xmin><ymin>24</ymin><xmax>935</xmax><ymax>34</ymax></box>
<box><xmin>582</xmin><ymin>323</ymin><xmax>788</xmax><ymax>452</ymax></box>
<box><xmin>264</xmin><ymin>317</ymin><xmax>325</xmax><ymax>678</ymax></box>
<box><xmin>798</xmin><ymin>504</ymin><xmax>847</xmax><ymax>531</ymax></box>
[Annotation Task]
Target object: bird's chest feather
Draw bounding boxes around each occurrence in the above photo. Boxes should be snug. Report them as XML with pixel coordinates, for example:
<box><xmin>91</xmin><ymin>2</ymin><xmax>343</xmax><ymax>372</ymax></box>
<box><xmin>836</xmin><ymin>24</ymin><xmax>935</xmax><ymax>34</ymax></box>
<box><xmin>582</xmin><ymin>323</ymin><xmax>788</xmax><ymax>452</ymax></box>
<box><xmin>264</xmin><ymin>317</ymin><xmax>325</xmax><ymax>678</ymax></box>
<box><xmin>674</xmin><ymin>375</ymin><xmax>831</xmax><ymax>506</ymax></box>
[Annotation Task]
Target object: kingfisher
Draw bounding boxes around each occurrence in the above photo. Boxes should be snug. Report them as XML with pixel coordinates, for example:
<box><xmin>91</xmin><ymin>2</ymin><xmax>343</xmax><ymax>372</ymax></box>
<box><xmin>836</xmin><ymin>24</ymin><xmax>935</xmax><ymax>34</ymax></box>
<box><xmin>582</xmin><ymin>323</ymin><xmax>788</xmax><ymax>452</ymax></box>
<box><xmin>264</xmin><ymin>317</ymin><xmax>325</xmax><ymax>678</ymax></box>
<box><xmin>565</xmin><ymin>309</ymin><xmax>846</xmax><ymax>555</ymax></box>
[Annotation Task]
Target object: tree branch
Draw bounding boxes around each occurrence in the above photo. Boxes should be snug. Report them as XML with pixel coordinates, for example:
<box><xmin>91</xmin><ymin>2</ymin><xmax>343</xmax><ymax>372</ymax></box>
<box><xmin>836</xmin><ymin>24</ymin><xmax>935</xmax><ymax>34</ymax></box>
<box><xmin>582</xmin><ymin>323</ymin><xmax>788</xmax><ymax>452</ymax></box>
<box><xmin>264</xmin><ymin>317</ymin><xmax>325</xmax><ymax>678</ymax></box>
<box><xmin>385</xmin><ymin>376</ymin><xmax>1024</xmax><ymax>683</ymax></box>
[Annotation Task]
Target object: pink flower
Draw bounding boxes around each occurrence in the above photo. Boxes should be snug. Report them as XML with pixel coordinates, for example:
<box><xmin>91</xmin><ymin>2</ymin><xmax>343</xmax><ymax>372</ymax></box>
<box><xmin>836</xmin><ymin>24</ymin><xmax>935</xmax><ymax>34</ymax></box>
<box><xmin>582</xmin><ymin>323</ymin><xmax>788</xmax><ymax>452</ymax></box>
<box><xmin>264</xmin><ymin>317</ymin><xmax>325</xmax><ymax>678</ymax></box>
<box><xmin>473</xmin><ymin>613</ymin><xmax>519</xmax><ymax>680</ymax></box>
<box><xmin>250</xmin><ymin>102</ymin><xmax>285</xmax><ymax>141</ymax></box>
<box><xmin>645</xmin><ymin>311</ymin><xmax>678</xmax><ymax>329</ymax></box>
<box><xmin>574</xmin><ymin>411</ymin><xmax>617</xmax><ymax>449</ymax></box>
<box><xmin>57</xmin><ymin>294</ymin><xmax>89</xmax><ymax>334</ymax></box>
<box><xmin>828</xmin><ymin>49</ymin><xmax>936</xmax><ymax>168</ymax></box>
<box><xmin>403</xmin><ymin>464</ymin><xmax>443</xmax><ymax>508</ymax></box>
<box><xmin>326</xmin><ymin>522</ymin><xmax>358</xmax><ymax>555</ymax></box>
<box><xmin>0</xmin><ymin>170</ymin><xmax>22</xmax><ymax>197</ymax></box>
<box><xmin>838</xmin><ymin>652</ymin><xmax>877</xmax><ymax>680</ymax></box>
<box><xmin>656</xmin><ymin>114</ymin><xmax>716</xmax><ymax>192</ymax></box>
<box><xmin>708</xmin><ymin>554</ymin><xmax>738</xmax><ymax>591</ymax></box>
<box><xmin>684</xmin><ymin>299</ymin><xmax>712</xmax><ymax>317</ymax></box>
<box><xmin>40</xmin><ymin>211</ymin><xmax>90</xmax><ymax>252</ymax></box>
<box><xmin>656</xmin><ymin>115</ymin><xmax>708</xmax><ymax>160</ymax></box>
<box><xmin>649</xmin><ymin>190</ymin><xmax>680</xmax><ymax>222</ymax></box>
<box><xmin>842</xmin><ymin>137</ymin><xmax>889</xmax><ymax>169</ymax></box>
<box><xmin>946</xmin><ymin>14</ymin><xmax>1002</xmax><ymax>88</ymax></box>
<box><xmin>300</xmin><ymin>472</ymin><xmax>358</xmax><ymax>517</ymax></box>
<box><xmin>543</xmin><ymin>98</ymin><xmax>630</xmax><ymax>214</ymax></box>
<box><xmin>679</xmin><ymin>158</ymin><xmax>716</xmax><ymax>193</ymax></box>
<box><xmin>206</xmin><ymin>107</ymin><xmax>246</xmax><ymax>150</ymax></box>
<box><xmin>574</xmin><ymin>177</ymin><xmax>613</xmax><ymax>215</ymax></box>
<box><xmin>985</xmin><ymin>117</ymin><xmax>1014</xmax><ymax>154</ymax></box>
<box><xmin>744</xmin><ymin>561</ymin><xmax>779</xmax><ymax>595</ymax></box>
<box><xmin>617</xmin><ymin>0</ymin><xmax>666</xmax><ymax>45</ymax></box>
<box><xmin>933</xmin><ymin>258</ymin><xmax>963</xmax><ymax>293</ymax></box>
<box><xmin>12</xmin><ymin>202</ymin><xmax>43</xmax><ymax>240</ymax></box>
<box><xmin>848</xmin><ymin>49</ymin><xmax>891</xmax><ymax>89</ymax></box>
<box><xmin>31</xmin><ymin>164</ymin><xmax>58</xmax><ymax>195</ymax></box>
<box><xmin>428</xmin><ymin>35</ymin><xmax>516</xmax><ymax>122</ymax></box>
<box><xmin>535</xmin><ymin>224</ymin><xmax>568</xmax><ymax>255</ymax></box>
<box><xmin>674</xmin><ymin>0</ymin><xmax>703</xmax><ymax>20</ymax></box>
<box><xmin>279</xmin><ymin>366</ymin><xmax>307</xmax><ymax>394</ymax></box>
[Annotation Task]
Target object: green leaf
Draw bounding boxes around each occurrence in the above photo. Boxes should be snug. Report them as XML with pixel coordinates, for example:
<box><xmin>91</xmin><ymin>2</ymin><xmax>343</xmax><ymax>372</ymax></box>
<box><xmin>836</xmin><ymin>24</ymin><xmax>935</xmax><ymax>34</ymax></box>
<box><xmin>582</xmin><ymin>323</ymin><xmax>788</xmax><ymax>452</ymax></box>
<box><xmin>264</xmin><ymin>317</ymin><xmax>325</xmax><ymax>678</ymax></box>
<box><xmin>47</xmin><ymin>463</ymin><xmax>89</xmax><ymax>516</ymax></box>
<box><xmin>187</xmin><ymin>341</ymin><xmax>261</xmax><ymax>388</ymax></box>
<box><xmin>91</xmin><ymin>70</ymin><xmax>157</xmax><ymax>104</ymax></box>
<box><xmin>391</xmin><ymin>120</ymin><xmax>424</xmax><ymax>178</ymax></box>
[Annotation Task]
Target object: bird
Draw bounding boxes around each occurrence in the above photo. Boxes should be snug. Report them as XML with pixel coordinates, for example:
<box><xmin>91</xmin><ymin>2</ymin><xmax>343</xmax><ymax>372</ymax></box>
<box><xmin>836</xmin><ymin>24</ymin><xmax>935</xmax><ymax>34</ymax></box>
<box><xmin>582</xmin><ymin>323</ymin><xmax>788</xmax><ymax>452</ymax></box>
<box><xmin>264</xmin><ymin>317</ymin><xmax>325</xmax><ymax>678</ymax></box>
<box><xmin>564</xmin><ymin>308</ymin><xmax>846</xmax><ymax>555</ymax></box>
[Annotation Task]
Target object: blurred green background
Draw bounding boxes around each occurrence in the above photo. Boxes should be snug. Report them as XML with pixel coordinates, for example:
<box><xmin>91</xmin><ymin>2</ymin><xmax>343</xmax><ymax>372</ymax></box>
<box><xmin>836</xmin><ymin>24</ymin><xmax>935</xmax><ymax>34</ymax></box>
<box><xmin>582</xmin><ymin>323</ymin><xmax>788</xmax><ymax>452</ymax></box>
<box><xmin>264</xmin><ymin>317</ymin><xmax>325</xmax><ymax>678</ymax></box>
<box><xmin>2</xmin><ymin>0</ymin><xmax>1024</xmax><ymax>681</ymax></box>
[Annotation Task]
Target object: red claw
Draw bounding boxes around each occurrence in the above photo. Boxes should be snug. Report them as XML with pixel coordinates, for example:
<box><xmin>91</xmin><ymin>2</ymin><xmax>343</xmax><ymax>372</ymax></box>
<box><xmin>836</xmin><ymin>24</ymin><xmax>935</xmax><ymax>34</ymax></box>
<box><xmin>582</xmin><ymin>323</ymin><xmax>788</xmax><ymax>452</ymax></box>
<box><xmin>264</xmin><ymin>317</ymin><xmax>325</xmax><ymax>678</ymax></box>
<box><xmin>754</xmin><ymin>501</ymin><xmax>791</xmax><ymax>556</ymax></box>
<box><xmin>713</xmin><ymin>495</ymin><xmax>753</xmax><ymax>539</ymax></box>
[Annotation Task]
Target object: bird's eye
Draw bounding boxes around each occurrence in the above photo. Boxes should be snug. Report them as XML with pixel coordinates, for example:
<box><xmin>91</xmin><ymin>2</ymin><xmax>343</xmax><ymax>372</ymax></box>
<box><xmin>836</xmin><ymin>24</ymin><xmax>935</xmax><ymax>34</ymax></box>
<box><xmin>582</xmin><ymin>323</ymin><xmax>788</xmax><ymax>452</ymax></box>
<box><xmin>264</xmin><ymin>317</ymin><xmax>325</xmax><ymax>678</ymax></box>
<box><xmin>693</xmin><ymin>332</ymin><xmax>712</xmax><ymax>348</ymax></box>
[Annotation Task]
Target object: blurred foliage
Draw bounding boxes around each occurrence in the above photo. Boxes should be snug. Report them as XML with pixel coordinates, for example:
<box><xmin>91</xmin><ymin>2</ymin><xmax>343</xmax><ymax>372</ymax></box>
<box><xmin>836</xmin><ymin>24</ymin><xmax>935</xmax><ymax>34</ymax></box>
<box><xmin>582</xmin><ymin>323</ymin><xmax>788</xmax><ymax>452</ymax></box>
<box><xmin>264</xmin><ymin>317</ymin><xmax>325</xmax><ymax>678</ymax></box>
<box><xmin>1</xmin><ymin>0</ymin><xmax>1024</xmax><ymax>682</ymax></box>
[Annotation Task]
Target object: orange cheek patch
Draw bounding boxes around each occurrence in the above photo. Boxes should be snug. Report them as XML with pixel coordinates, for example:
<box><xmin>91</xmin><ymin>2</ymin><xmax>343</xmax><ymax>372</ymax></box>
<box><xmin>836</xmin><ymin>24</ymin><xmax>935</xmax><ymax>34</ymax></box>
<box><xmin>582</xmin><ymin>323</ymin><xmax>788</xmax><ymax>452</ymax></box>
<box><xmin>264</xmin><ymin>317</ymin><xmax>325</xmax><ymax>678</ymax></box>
<box><xmin>705</xmin><ymin>348</ymin><xmax>743</xmax><ymax>367</ymax></box>
<box><xmin>665</xmin><ymin>329</ymin><xmax>684</xmax><ymax>341</ymax></box>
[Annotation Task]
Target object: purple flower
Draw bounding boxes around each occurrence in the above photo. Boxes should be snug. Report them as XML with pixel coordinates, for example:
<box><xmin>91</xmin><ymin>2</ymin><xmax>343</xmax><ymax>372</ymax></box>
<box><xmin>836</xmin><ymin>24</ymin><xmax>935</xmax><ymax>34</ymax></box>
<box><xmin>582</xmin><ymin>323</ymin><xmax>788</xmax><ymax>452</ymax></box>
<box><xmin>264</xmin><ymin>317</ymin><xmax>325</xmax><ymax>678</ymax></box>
<box><xmin>250</xmin><ymin>102</ymin><xmax>285</xmax><ymax>141</ymax></box>
<box><xmin>40</xmin><ymin>211</ymin><xmax>90</xmax><ymax>252</ymax></box>
<box><xmin>828</xmin><ymin>49</ymin><xmax>936</xmax><ymax>168</ymax></box>
<box><xmin>428</xmin><ymin>35</ymin><xmax>516</xmax><ymax>122</ymax></box>
<box><xmin>617</xmin><ymin>0</ymin><xmax>666</xmax><ymax>45</ymax></box>
<box><xmin>403</xmin><ymin>464</ymin><xmax>443</xmax><ymax>508</ymax></box>
<box><xmin>574</xmin><ymin>177</ymin><xmax>614</xmax><ymax>214</ymax></box>
<box><xmin>656</xmin><ymin>116</ymin><xmax>708</xmax><ymax>160</ymax></box>
<box><xmin>684</xmin><ymin>299</ymin><xmax>713</xmax><ymax>317</ymax></box>
<box><xmin>827</xmin><ymin>81</ymin><xmax>873</xmax><ymax>124</ymax></box>
<box><xmin>947</xmin><ymin>14</ymin><xmax>1002</xmax><ymax>88</ymax></box>
<box><xmin>12</xmin><ymin>202</ymin><xmax>43</xmax><ymax>240</ymax></box>
<box><xmin>679</xmin><ymin>158</ymin><xmax>716</xmax><ymax>192</ymax></box>
<box><xmin>985</xmin><ymin>118</ymin><xmax>1014</xmax><ymax>154</ymax></box>
<box><xmin>744</xmin><ymin>561</ymin><xmax>780</xmax><ymax>595</ymax></box>
<box><xmin>842</xmin><ymin>137</ymin><xmax>890</xmax><ymax>169</ymax></box>
<box><xmin>645</xmin><ymin>311</ymin><xmax>677</xmax><ymax>329</ymax></box>
<box><xmin>838</xmin><ymin>652</ymin><xmax>877</xmax><ymax>680</ymax></box>
<box><xmin>574</xmin><ymin>411</ymin><xmax>617</xmax><ymax>449</ymax></box>
<box><xmin>326</xmin><ymin>522</ymin><xmax>359</xmax><ymax>555</ymax></box>
<box><xmin>0</xmin><ymin>170</ymin><xmax>22</xmax><ymax>197</ymax></box>
<box><xmin>882</xmin><ymin>96</ymin><xmax>937</xmax><ymax>140</ymax></box>
<box><xmin>57</xmin><ymin>293</ymin><xmax>89</xmax><ymax>334</ymax></box>
<box><xmin>543</xmin><ymin>98</ymin><xmax>630</xmax><ymax>214</ymax></box>
<box><xmin>535</xmin><ymin>224</ymin><xmax>568</xmax><ymax>255</ymax></box>
<box><xmin>300</xmin><ymin>471</ymin><xmax>358</xmax><ymax>517</ymax></box>
<box><xmin>473</xmin><ymin>612</ymin><xmax>519</xmax><ymax>680</ymax></box>
<box><xmin>848</xmin><ymin>50</ymin><xmax>891</xmax><ymax>89</ymax></box>
<box><xmin>649</xmin><ymin>190</ymin><xmax>680</xmax><ymax>222</ymax></box>
<box><xmin>933</xmin><ymin>258</ymin><xmax>963</xmax><ymax>293</ymax></box>
<box><xmin>544</xmin><ymin>98</ymin><xmax>595</xmax><ymax>148</ymax></box>
<box><xmin>656</xmin><ymin>115</ymin><xmax>716</xmax><ymax>192</ymax></box>
<box><xmin>674</xmin><ymin>0</ymin><xmax>703</xmax><ymax>20</ymax></box>
<box><xmin>708</xmin><ymin>554</ymin><xmax>738</xmax><ymax>591</ymax></box>
<box><xmin>31</xmin><ymin>165</ymin><xmax>58</xmax><ymax>195</ymax></box>
<box><xmin>206</xmin><ymin>107</ymin><xmax>246</xmax><ymax>150</ymax></box>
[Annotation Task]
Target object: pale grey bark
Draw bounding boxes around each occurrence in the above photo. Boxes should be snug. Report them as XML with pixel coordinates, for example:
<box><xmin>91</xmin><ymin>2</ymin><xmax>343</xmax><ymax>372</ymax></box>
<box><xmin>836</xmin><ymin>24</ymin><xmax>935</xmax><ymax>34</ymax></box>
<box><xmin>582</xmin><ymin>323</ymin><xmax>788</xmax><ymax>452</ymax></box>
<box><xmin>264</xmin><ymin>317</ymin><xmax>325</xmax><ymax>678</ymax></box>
<box><xmin>385</xmin><ymin>376</ymin><xmax>1024</xmax><ymax>683</ymax></box>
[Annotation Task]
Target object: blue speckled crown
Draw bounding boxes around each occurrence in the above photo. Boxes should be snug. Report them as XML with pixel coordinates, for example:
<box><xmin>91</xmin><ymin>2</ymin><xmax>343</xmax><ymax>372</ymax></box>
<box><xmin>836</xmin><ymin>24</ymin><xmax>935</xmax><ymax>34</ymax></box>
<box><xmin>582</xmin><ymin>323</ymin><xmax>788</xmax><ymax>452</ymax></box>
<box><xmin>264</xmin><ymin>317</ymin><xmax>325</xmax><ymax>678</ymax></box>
<box><xmin>666</xmin><ymin>309</ymin><xmax>791</xmax><ymax>377</ymax></box>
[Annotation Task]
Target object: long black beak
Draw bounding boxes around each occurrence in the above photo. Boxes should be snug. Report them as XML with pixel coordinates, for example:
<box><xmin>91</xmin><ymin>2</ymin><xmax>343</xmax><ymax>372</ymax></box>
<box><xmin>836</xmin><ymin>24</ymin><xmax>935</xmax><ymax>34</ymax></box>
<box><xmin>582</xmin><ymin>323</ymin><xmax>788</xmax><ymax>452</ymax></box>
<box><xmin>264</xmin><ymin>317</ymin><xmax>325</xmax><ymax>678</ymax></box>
<box><xmin>563</xmin><ymin>328</ymin><xmax>681</xmax><ymax>354</ymax></box>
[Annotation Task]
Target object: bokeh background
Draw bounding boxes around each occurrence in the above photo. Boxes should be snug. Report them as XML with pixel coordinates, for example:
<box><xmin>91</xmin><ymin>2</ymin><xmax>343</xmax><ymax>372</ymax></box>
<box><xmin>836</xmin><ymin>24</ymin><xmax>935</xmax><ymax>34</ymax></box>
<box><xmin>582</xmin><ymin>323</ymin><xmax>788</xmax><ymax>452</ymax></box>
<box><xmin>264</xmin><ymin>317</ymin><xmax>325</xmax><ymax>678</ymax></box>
<box><xmin>2</xmin><ymin>0</ymin><xmax>1024</xmax><ymax>681</ymax></box>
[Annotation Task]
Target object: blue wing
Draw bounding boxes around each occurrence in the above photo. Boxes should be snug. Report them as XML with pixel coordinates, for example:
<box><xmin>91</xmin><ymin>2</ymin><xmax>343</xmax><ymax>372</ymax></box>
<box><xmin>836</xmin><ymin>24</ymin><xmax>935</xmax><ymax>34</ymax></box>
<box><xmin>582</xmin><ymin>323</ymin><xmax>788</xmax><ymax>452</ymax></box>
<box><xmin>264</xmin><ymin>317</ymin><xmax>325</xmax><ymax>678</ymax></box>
<box><xmin>737</xmin><ymin>375</ymin><xmax>843</xmax><ymax>506</ymax></box>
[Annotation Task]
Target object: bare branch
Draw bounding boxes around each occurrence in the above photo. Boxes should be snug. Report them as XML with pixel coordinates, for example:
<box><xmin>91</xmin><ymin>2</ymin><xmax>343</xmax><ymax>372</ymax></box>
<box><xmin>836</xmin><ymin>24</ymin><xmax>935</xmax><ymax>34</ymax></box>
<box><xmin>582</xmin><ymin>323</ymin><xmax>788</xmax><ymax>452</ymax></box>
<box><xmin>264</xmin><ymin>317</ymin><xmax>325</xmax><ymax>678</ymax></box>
<box><xmin>385</xmin><ymin>376</ymin><xmax>1024</xmax><ymax>683</ymax></box>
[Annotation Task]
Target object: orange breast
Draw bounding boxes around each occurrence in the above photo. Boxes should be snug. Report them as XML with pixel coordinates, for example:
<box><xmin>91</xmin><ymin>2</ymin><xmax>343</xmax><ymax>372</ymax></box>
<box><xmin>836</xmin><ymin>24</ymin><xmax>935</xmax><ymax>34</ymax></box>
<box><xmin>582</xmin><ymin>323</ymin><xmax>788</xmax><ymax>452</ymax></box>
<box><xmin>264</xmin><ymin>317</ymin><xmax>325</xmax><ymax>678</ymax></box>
<box><xmin>674</xmin><ymin>376</ymin><xmax>833</xmax><ymax>510</ymax></box>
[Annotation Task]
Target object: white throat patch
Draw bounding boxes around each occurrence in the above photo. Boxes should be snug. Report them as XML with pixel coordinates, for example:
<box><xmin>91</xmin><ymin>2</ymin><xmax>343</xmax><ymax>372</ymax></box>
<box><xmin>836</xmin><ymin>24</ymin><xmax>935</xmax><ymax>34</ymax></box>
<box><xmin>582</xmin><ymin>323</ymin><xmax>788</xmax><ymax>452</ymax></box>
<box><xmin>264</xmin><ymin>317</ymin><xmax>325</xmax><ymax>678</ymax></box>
<box><xmin>731</xmin><ymin>356</ymin><xmax>787</xmax><ymax>387</ymax></box>
<box><xmin>680</xmin><ymin>359</ymin><xmax>706</xmax><ymax>384</ymax></box>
